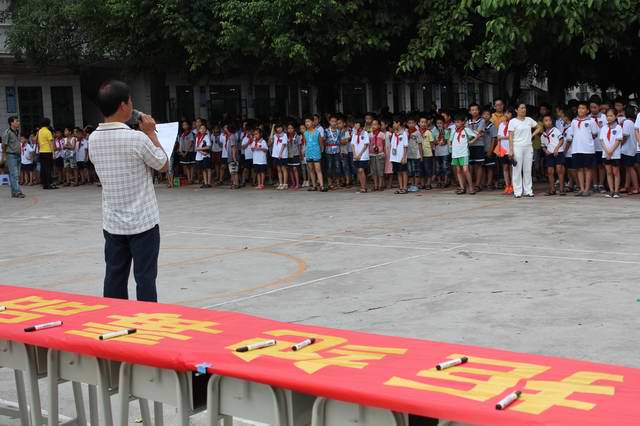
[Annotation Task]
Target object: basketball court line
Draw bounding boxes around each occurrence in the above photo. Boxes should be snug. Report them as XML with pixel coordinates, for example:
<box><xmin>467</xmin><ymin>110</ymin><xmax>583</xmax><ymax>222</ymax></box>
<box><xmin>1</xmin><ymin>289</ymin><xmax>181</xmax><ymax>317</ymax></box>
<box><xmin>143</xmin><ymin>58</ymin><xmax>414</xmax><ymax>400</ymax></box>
<box><xmin>172</xmin><ymin>224</ymin><xmax>633</xmax><ymax>257</ymax></box>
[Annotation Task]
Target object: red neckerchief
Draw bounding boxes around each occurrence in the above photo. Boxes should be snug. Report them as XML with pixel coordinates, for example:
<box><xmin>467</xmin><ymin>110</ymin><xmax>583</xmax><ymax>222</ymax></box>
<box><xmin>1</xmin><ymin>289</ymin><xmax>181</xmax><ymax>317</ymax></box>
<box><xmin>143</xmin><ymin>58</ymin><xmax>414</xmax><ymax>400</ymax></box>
<box><xmin>607</xmin><ymin>126</ymin><xmax>612</xmax><ymax>142</ymax></box>
<box><xmin>55</xmin><ymin>137</ymin><xmax>63</xmax><ymax>149</ymax></box>
<box><xmin>408</xmin><ymin>127</ymin><xmax>419</xmax><ymax>138</ymax></box>
<box><xmin>455</xmin><ymin>127</ymin><xmax>465</xmax><ymax>143</ymax></box>
<box><xmin>223</xmin><ymin>130</ymin><xmax>231</xmax><ymax>151</ymax></box>
<box><xmin>503</xmin><ymin>122</ymin><xmax>509</xmax><ymax>137</ymax></box>
<box><xmin>275</xmin><ymin>132</ymin><xmax>283</xmax><ymax>146</ymax></box>
<box><xmin>393</xmin><ymin>132</ymin><xmax>401</xmax><ymax>148</ymax></box>
<box><xmin>196</xmin><ymin>132</ymin><xmax>205</xmax><ymax>147</ymax></box>
<box><xmin>355</xmin><ymin>128</ymin><xmax>362</xmax><ymax>144</ymax></box>
<box><xmin>371</xmin><ymin>130</ymin><xmax>380</xmax><ymax>144</ymax></box>
<box><xmin>543</xmin><ymin>128</ymin><xmax>553</xmax><ymax>142</ymax></box>
<box><xmin>181</xmin><ymin>130</ymin><xmax>191</xmax><ymax>138</ymax></box>
<box><xmin>576</xmin><ymin>117</ymin><xmax>588</xmax><ymax>128</ymax></box>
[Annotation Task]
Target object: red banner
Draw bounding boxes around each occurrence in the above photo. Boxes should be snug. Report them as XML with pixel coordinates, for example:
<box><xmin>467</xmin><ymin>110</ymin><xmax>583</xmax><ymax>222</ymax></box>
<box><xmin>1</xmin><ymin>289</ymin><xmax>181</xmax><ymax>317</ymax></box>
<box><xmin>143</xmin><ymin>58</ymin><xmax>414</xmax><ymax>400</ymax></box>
<box><xmin>0</xmin><ymin>285</ymin><xmax>638</xmax><ymax>425</ymax></box>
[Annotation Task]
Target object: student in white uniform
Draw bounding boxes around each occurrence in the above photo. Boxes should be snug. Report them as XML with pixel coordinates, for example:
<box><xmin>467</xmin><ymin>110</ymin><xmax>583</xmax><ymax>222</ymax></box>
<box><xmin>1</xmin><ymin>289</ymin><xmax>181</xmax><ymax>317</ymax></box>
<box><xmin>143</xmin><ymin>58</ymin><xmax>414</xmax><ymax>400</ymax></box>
<box><xmin>390</xmin><ymin>116</ymin><xmax>409</xmax><ymax>194</ymax></box>
<box><xmin>598</xmin><ymin>109</ymin><xmax>623</xmax><ymax>198</ymax></box>
<box><xmin>350</xmin><ymin>119</ymin><xmax>370</xmax><ymax>193</ymax></box>
<box><xmin>508</xmin><ymin>103</ymin><xmax>541</xmax><ymax>198</ymax></box>
<box><xmin>270</xmin><ymin>123</ymin><xmax>289</xmax><ymax>190</ymax></box>
<box><xmin>621</xmin><ymin>106</ymin><xmax>639</xmax><ymax>194</ymax></box>
<box><xmin>75</xmin><ymin>127</ymin><xmax>89</xmax><ymax>185</ymax></box>
<box><xmin>496</xmin><ymin>110</ymin><xmax>513</xmax><ymax>194</ymax></box>
<box><xmin>240</xmin><ymin>128</ymin><xmax>254</xmax><ymax>187</ymax></box>
<box><xmin>567</xmin><ymin>101</ymin><xmax>599</xmax><ymax>196</ymax></box>
<box><xmin>251</xmin><ymin>128</ymin><xmax>268</xmax><ymax>190</ymax></box>
<box><xmin>589</xmin><ymin>97</ymin><xmax>607</xmax><ymax>193</ymax></box>
<box><xmin>194</xmin><ymin>124</ymin><xmax>212</xmax><ymax>188</ymax></box>
<box><xmin>540</xmin><ymin>113</ymin><xmax>565</xmax><ymax>196</ymax></box>
<box><xmin>20</xmin><ymin>135</ymin><xmax>36</xmax><ymax>186</ymax></box>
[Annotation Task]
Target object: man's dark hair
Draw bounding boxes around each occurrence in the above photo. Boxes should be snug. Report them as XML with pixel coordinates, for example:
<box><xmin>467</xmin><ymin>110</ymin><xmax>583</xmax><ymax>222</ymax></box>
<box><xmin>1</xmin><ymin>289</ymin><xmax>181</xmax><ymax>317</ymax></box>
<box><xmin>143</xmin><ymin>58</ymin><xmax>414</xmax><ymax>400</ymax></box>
<box><xmin>625</xmin><ymin>105</ymin><xmax>637</xmax><ymax>120</ymax></box>
<box><xmin>40</xmin><ymin>117</ymin><xmax>51</xmax><ymax>128</ymax></box>
<box><xmin>578</xmin><ymin>100</ymin><xmax>589</xmax><ymax>109</ymax></box>
<box><xmin>97</xmin><ymin>80</ymin><xmax>131</xmax><ymax>117</ymax></box>
<box><xmin>8</xmin><ymin>115</ymin><xmax>18</xmax><ymax>126</ymax></box>
<box><xmin>468</xmin><ymin>103</ymin><xmax>480</xmax><ymax>110</ymax></box>
<box><xmin>588</xmin><ymin>95</ymin><xmax>602</xmax><ymax>105</ymax></box>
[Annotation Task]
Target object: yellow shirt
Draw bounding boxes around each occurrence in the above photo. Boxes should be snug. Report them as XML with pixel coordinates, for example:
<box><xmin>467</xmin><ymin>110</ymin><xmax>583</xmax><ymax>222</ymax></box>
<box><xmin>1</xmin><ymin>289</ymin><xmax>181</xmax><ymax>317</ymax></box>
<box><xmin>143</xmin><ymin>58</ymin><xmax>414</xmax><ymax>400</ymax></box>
<box><xmin>37</xmin><ymin>127</ymin><xmax>54</xmax><ymax>153</ymax></box>
<box><xmin>490</xmin><ymin>112</ymin><xmax>508</xmax><ymax>128</ymax></box>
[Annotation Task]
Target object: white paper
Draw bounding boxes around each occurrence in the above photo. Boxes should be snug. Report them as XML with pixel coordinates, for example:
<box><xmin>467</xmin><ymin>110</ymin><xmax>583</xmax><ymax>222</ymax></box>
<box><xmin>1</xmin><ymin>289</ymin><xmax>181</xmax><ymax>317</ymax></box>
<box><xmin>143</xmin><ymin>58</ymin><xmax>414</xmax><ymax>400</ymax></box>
<box><xmin>156</xmin><ymin>122</ymin><xmax>179</xmax><ymax>158</ymax></box>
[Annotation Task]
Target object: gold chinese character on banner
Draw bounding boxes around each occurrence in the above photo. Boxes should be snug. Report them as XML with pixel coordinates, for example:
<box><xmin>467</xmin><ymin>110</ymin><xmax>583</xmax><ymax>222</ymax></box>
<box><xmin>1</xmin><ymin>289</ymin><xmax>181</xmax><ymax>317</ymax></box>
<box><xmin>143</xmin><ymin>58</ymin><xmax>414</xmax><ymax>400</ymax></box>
<box><xmin>513</xmin><ymin>371</ymin><xmax>623</xmax><ymax>414</ymax></box>
<box><xmin>385</xmin><ymin>354</ymin><xmax>548</xmax><ymax>402</ymax></box>
<box><xmin>229</xmin><ymin>329</ymin><xmax>407</xmax><ymax>374</ymax></box>
<box><xmin>66</xmin><ymin>313</ymin><xmax>222</xmax><ymax>346</ymax></box>
<box><xmin>0</xmin><ymin>295</ymin><xmax>107</xmax><ymax>324</ymax></box>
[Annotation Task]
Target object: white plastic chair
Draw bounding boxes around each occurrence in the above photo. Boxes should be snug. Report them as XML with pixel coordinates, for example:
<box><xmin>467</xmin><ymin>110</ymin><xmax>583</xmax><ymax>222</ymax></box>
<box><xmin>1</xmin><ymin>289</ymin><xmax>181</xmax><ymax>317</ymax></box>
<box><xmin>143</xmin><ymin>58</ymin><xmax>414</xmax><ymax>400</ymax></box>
<box><xmin>0</xmin><ymin>340</ymin><xmax>82</xmax><ymax>426</ymax></box>
<box><xmin>206</xmin><ymin>375</ymin><xmax>289</xmax><ymax>426</ymax></box>
<box><xmin>117</xmin><ymin>362</ymin><xmax>205</xmax><ymax>426</ymax></box>
<box><xmin>311</xmin><ymin>397</ymin><xmax>407</xmax><ymax>426</ymax></box>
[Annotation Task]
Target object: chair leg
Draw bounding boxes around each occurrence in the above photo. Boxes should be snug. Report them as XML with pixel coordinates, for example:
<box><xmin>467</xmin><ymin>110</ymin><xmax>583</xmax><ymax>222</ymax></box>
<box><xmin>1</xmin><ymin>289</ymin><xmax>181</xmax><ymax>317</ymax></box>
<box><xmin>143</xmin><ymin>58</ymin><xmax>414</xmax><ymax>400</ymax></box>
<box><xmin>117</xmin><ymin>364</ymin><xmax>131</xmax><ymax>426</ymax></box>
<box><xmin>139</xmin><ymin>399</ymin><xmax>152</xmax><ymax>425</ymax></box>
<box><xmin>47</xmin><ymin>350</ymin><xmax>60</xmax><ymax>426</ymax></box>
<box><xmin>14</xmin><ymin>370</ymin><xmax>30</xmax><ymax>426</ymax></box>
<box><xmin>154</xmin><ymin>402</ymin><xmax>163</xmax><ymax>426</ymax></box>
<box><xmin>221</xmin><ymin>416</ymin><xmax>233</xmax><ymax>426</ymax></box>
<box><xmin>72</xmin><ymin>382</ymin><xmax>88</xmax><ymax>426</ymax></box>
<box><xmin>88</xmin><ymin>385</ymin><xmax>99</xmax><ymax>426</ymax></box>
<box><xmin>311</xmin><ymin>397</ymin><xmax>326</xmax><ymax>426</ymax></box>
<box><xmin>205</xmin><ymin>376</ymin><xmax>221</xmax><ymax>426</ymax></box>
<box><xmin>26</xmin><ymin>352</ymin><xmax>44</xmax><ymax>426</ymax></box>
<box><xmin>97</xmin><ymin>361</ymin><xmax>114</xmax><ymax>426</ymax></box>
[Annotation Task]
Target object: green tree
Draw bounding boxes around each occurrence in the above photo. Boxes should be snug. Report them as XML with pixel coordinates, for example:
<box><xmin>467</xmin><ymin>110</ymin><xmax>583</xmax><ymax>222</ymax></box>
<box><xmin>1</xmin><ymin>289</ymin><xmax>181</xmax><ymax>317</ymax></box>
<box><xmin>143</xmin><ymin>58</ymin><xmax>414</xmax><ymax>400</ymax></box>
<box><xmin>400</xmin><ymin>0</ymin><xmax>640</xmax><ymax>102</ymax></box>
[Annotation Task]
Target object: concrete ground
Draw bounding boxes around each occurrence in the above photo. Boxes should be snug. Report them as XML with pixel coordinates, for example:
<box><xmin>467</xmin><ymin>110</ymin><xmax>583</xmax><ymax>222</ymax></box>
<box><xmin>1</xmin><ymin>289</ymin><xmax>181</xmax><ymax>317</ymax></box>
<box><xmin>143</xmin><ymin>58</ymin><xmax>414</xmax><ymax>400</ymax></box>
<box><xmin>1</xmin><ymin>182</ymin><xmax>639</xmax><ymax>424</ymax></box>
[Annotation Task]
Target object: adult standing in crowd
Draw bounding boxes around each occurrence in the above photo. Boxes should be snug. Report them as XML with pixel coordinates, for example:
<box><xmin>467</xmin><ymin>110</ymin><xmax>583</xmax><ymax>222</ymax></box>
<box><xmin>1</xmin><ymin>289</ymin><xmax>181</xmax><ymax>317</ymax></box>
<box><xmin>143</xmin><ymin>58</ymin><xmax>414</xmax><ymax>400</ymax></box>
<box><xmin>3</xmin><ymin>116</ymin><xmax>24</xmax><ymax>198</ymax></box>
<box><xmin>509</xmin><ymin>103</ymin><xmax>542</xmax><ymax>198</ymax></box>
<box><xmin>89</xmin><ymin>80</ymin><xmax>168</xmax><ymax>302</ymax></box>
<box><xmin>37</xmin><ymin>117</ymin><xmax>58</xmax><ymax>190</ymax></box>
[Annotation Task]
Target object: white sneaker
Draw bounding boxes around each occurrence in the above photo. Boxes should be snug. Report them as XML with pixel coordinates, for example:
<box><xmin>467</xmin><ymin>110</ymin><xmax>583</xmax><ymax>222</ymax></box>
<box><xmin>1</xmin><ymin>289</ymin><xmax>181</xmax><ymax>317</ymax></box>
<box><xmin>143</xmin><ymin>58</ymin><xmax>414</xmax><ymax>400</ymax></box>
<box><xmin>283</xmin><ymin>184</ymin><xmax>288</xmax><ymax>190</ymax></box>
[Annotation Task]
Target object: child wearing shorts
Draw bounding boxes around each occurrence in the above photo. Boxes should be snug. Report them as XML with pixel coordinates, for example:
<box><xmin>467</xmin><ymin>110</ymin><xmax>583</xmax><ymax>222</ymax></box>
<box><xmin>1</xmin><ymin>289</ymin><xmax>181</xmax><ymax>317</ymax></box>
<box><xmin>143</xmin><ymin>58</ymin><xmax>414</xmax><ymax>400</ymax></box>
<box><xmin>368</xmin><ymin>119</ymin><xmax>385</xmax><ymax>191</ymax></box>
<box><xmin>287</xmin><ymin>123</ymin><xmax>301</xmax><ymax>190</ymax></box>
<box><xmin>599</xmin><ymin>108</ymin><xmax>623</xmax><ymax>198</ymax></box>
<box><xmin>351</xmin><ymin>119</ymin><xmax>370</xmax><ymax>193</ymax></box>
<box><xmin>406</xmin><ymin>117</ymin><xmax>424</xmax><ymax>192</ymax></box>
<box><xmin>251</xmin><ymin>128</ymin><xmax>268</xmax><ymax>190</ymax></box>
<box><xmin>195</xmin><ymin>124</ymin><xmax>212</xmax><ymax>188</ymax></box>
<box><xmin>450</xmin><ymin>112</ymin><xmax>478</xmax><ymax>195</ymax></box>
<box><xmin>271</xmin><ymin>123</ymin><xmax>289</xmax><ymax>190</ymax></box>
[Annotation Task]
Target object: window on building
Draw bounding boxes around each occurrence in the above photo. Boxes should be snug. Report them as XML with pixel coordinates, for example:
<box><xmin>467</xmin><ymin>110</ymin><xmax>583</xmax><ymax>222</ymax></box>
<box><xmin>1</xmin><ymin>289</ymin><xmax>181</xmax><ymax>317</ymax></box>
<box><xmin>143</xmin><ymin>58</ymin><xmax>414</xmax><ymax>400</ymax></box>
<box><xmin>370</xmin><ymin>82</ymin><xmax>387</xmax><ymax>113</ymax></box>
<box><xmin>176</xmin><ymin>86</ymin><xmax>195</xmax><ymax>121</ymax></box>
<box><xmin>209</xmin><ymin>85</ymin><xmax>241</xmax><ymax>121</ymax></box>
<box><xmin>51</xmin><ymin>86</ymin><xmax>75</xmax><ymax>129</ymax></box>
<box><xmin>289</xmin><ymin>84</ymin><xmax>299</xmax><ymax>116</ymax></box>
<box><xmin>452</xmin><ymin>83</ymin><xmax>463</xmax><ymax>108</ymax></box>
<box><xmin>274</xmin><ymin>85</ymin><xmax>288</xmax><ymax>116</ymax></box>
<box><xmin>421</xmin><ymin>84</ymin><xmax>432</xmax><ymax>112</ymax></box>
<box><xmin>393</xmin><ymin>83</ymin><xmax>404</xmax><ymax>113</ymax></box>
<box><xmin>254</xmin><ymin>85</ymin><xmax>270</xmax><ymax>119</ymax></box>
<box><xmin>18</xmin><ymin>87</ymin><xmax>43</xmax><ymax>134</ymax></box>
<box><xmin>300</xmin><ymin>87</ymin><xmax>311</xmax><ymax>116</ymax></box>
<box><xmin>408</xmin><ymin>83</ymin><xmax>416</xmax><ymax>112</ymax></box>
<box><xmin>466</xmin><ymin>82</ymin><xmax>478</xmax><ymax>105</ymax></box>
<box><xmin>5</xmin><ymin>86</ymin><xmax>17</xmax><ymax>114</ymax></box>
<box><xmin>342</xmin><ymin>84</ymin><xmax>367</xmax><ymax>115</ymax></box>
<box><xmin>479</xmin><ymin>83</ymin><xmax>490</xmax><ymax>106</ymax></box>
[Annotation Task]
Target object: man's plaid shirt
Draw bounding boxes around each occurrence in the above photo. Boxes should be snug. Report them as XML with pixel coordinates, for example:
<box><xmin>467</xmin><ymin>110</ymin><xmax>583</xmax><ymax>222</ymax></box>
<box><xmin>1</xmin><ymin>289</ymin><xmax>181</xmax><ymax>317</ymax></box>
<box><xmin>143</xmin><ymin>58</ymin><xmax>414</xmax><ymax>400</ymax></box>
<box><xmin>89</xmin><ymin>122</ymin><xmax>167</xmax><ymax>235</ymax></box>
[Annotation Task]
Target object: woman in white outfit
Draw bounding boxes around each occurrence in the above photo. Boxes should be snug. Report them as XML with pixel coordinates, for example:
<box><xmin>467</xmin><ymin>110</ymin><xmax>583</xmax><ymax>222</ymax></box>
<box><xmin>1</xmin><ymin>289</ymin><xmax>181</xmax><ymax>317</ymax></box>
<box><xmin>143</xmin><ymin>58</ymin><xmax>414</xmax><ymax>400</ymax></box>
<box><xmin>509</xmin><ymin>103</ymin><xmax>542</xmax><ymax>198</ymax></box>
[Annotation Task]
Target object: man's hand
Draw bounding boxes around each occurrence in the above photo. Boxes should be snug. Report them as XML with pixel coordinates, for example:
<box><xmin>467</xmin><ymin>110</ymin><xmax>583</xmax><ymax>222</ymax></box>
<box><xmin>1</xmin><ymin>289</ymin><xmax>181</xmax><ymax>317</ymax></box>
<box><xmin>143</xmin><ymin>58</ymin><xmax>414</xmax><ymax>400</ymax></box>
<box><xmin>139</xmin><ymin>113</ymin><xmax>157</xmax><ymax>135</ymax></box>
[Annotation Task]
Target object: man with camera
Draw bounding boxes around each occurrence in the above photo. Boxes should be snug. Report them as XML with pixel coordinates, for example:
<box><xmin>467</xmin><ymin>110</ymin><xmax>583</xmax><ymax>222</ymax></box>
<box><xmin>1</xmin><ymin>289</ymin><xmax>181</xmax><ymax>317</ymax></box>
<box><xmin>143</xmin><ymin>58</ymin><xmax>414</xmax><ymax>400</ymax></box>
<box><xmin>88</xmin><ymin>80</ymin><xmax>168</xmax><ymax>302</ymax></box>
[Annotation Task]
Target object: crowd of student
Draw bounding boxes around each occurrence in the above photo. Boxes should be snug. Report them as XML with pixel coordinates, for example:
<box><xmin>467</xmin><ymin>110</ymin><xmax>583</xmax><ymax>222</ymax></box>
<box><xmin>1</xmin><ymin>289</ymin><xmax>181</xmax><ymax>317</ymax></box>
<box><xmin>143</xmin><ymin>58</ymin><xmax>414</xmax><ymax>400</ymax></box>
<box><xmin>166</xmin><ymin>95</ymin><xmax>640</xmax><ymax>198</ymax></box>
<box><xmin>3</xmin><ymin>95</ymin><xmax>640</xmax><ymax>199</ymax></box>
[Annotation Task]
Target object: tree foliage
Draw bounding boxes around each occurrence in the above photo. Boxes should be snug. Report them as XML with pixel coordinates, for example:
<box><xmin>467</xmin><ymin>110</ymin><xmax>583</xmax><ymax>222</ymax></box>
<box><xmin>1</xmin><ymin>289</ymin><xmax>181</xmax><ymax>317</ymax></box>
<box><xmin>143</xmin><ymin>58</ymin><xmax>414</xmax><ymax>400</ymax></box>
<box><xmin>6</xmin><ymin>0</ymin><xmax>640</xmax><ymax>97</ymax></box>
